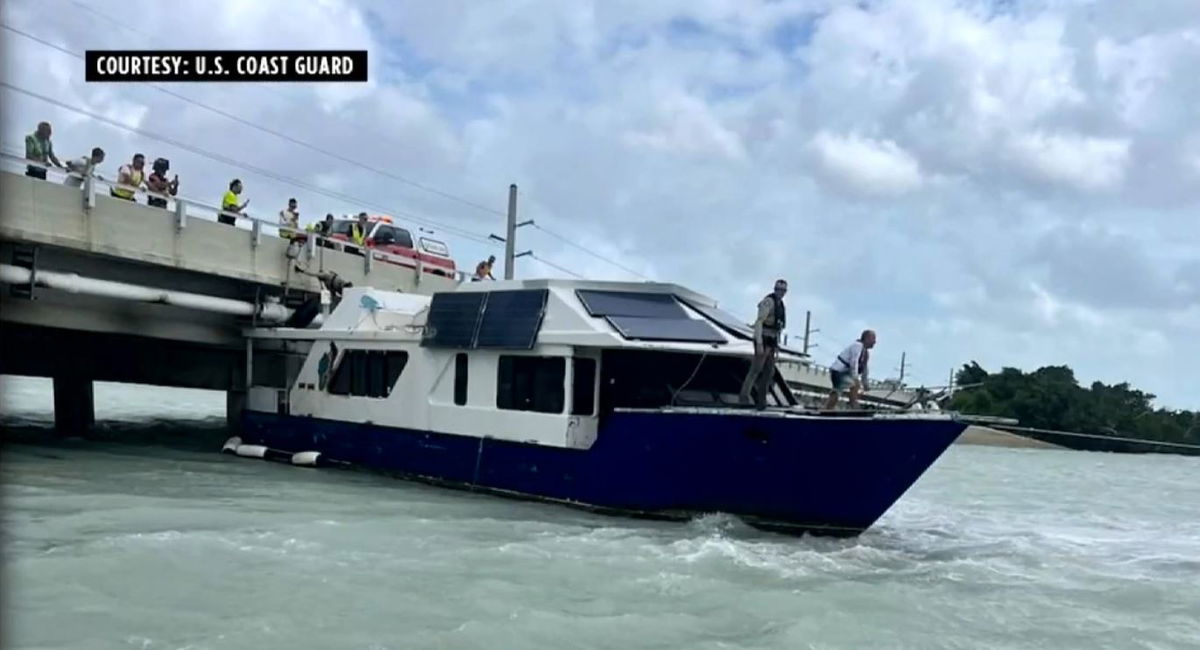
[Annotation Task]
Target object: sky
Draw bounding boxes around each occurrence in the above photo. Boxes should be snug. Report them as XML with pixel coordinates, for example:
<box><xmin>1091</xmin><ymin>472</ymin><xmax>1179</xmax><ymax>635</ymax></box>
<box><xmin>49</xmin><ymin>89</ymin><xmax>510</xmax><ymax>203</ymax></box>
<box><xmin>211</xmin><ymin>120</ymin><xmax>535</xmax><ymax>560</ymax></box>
<box><xmin>2</xmin><ymin>0</ymin><xmax>1199</xmax><ymax>408</ymax></box>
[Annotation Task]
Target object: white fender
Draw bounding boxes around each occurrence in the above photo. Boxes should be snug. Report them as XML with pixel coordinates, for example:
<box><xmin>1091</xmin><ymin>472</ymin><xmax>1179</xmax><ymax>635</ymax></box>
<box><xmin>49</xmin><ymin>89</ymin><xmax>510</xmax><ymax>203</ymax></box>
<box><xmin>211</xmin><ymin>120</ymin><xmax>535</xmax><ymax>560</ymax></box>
<box><xmin>235</xmin><ymin>444</ymin><xmax>268</xmax><ymax>458</ymax></box>
<box><xmin>291</xmin><ymin>451</ymin><xmax>321</xmax><ymax>466</ymax></box>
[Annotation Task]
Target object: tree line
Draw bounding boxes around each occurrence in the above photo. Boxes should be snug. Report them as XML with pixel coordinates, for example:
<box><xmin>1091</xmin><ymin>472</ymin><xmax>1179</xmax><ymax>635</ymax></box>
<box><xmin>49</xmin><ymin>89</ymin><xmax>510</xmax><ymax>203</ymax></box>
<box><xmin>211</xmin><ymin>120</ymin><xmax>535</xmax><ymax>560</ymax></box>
<box><xmin>945</xmin><ymin>362</ymin><xmax>1200</xmax><ymax>446</ymax></box>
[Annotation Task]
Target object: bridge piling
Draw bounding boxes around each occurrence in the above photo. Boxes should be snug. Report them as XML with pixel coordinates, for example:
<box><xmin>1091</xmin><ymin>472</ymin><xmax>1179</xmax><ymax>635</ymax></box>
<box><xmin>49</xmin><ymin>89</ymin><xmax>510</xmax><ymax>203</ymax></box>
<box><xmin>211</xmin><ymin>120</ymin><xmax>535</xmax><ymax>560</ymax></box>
<box><xmin>52</xmin><ymin>375</ymin><xmax>94</xmax><ymax>437</ymax></box>
<box><xmin>226</xmin><ymin>390</ymin><xmax>246</xmax><ymax>435</ymax></box>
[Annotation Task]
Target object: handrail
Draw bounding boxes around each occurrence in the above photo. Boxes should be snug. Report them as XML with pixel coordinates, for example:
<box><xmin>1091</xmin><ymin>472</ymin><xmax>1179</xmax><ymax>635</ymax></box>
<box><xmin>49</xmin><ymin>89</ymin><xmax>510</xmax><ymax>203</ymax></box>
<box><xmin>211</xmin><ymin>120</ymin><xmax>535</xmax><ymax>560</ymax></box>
<box><xmin>1</xmin><ymin>152</ymin><xmax>465</xmax><ymax>284</ymax></box>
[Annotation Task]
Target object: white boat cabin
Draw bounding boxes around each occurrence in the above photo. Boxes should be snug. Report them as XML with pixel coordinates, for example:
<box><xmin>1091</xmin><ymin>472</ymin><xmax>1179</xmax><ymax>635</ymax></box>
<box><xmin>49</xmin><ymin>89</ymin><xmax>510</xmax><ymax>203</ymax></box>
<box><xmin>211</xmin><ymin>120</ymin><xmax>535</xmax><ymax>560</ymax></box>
<box><xmin>245</xmin><ymin>279</ymin><xmax>799</xmax><ymax>450</ymax></box>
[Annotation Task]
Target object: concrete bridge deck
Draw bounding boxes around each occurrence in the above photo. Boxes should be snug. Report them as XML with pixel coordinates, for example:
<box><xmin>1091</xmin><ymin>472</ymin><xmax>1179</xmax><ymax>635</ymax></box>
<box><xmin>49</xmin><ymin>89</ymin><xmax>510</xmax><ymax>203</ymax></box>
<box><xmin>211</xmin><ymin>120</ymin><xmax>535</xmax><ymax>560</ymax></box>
<box><xmin>0</xmin><ymin>162</ymin><xmax>460</xmax><ymax>433</ymax></box>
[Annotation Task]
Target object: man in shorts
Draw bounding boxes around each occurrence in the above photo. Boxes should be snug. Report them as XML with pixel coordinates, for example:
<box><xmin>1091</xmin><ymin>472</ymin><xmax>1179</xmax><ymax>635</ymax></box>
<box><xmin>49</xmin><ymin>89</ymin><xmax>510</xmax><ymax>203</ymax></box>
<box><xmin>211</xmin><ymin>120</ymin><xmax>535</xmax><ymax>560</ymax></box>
<box><xmin>825</xmin><ymin>329</ymin><xmax>876</xmax><ymax>410</ymax></box>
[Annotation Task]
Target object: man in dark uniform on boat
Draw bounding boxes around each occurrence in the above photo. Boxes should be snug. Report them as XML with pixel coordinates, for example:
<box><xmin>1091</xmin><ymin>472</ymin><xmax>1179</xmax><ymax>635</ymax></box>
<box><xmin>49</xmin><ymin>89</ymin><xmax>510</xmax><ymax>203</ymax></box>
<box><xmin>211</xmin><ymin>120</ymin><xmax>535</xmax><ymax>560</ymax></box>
<box><xmin>740</xmin><ymin>279</ymin><xmax>788</xmax><ymax>409</ymax></box>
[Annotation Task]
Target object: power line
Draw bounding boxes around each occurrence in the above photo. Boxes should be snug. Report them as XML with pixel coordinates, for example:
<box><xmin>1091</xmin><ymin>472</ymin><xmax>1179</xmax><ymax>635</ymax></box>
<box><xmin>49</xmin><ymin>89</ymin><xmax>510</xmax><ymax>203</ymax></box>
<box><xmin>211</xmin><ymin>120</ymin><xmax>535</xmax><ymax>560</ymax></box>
<box><xmin>530</xmin><ymin>222</ymin><xmax>652</xmax><ymax>281</ymax></box>
<box><xmin>3</xmin><ymin>19</ymin><xmax>509</xmax><ymax>219</ymax></box>
<box><xmin>530</xmin><ymin>253</ymin><xmax>584</xmax><ymax>278</ymax></box>
<box><xmin>0</xmin><ymin>80</ymin><xmax>502</xmax><ymax>246</ymax></box>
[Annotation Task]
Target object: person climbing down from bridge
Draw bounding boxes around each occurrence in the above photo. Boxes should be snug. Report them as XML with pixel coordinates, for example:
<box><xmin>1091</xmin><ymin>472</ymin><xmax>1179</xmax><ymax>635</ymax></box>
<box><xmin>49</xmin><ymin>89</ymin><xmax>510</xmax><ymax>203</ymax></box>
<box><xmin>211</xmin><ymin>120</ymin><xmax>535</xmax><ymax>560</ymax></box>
<box><xmin>145</xmin><ymin>158</ymin><xmax>178</xmax><ymax>209</ymax></box>
<box><xmin>63</xmin><ymin>147</ymin><xmax>105</xmax><ymax>188</ymax></box>
<box><xmin>473</xmin><ymin>255</ymin><xmax>496</xmax><ymax>281</ymax></box>
<box><xmin>278</xmin><ymin>198</ymin><xmax>299</xmax><ymax>238</ymax></box>
<box><xmin>825</xmin><ymin>329</ymin><xmax>876</xmax><ymax>410</ymax></box>
<box><xmin>24</xmin><ymin>121</ymin><xmax>63</xmax><ymax>180</ymax></box>
<box><xmin>305</xmin><ymin>214</ymin><xmax>336</xmax><ymax>249</ymax></box>
<box><xmin>110</xmin><ymin>153</ymin><xmax>146</xmax><ymax>201</ymax></box>
<box><xmin>740</xmin><ymin>278</ymin><xmax>788</xmax><ymax>410</ymax></box>
<box><xmin>220</xmin><ymin>179</ymin><xmax>248</xmax><ymax>226</ymax></box>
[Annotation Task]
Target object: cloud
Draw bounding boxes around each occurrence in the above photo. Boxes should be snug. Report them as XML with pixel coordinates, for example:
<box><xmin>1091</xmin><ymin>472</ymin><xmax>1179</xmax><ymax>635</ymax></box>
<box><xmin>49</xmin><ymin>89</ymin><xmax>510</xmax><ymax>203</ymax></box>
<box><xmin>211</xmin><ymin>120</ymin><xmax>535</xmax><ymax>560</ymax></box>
<box><xmin>622</xmin><ymin>92</ymin><xmax>747</xmax><ymax>161</ymax></box>
<box><xmin>1005</xmin><ymin>131</ymin><xmax>1130</xmax><ymax>193</ymax></box>
<box><xmin>807</xmin><ymin>131</ymin><xmax>923</xmax><ymax>198</ymax></box>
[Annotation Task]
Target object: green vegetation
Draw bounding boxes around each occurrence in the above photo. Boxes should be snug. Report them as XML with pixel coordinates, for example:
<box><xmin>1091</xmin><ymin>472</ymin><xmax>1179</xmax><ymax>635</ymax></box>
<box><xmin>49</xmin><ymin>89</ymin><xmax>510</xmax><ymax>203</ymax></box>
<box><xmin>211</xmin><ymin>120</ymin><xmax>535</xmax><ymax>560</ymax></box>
<box><xmin>946</xmin><ymin>362</ymin><xmax>1200</xmax><ymax>445</ymax></box>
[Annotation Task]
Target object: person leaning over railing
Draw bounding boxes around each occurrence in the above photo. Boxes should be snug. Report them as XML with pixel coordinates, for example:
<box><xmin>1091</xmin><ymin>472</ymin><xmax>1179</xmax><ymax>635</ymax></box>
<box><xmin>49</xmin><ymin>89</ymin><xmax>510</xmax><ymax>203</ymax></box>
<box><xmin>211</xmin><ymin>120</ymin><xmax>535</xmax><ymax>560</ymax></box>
<box><xmin>220</xmin><ymin>178</ymin><xmax>249</xmax><ymax>226</ymax></box>
<box><xmin>145</xmin><ymin>157</ymin><xmax>179</xmax><ymax>209</ymax></box>
<box><xmin>305</xmin><ymin>214</ymin><xmax>336</xmax><ymax>248</ymax></box>
<box><xmin>110</xmin><ymin>153</ymin><xmax>146</xmax><ymax>201</ymax></box>
<box><xmin>25</xmin><ymin>121</ymin><xmax>63</xmax><ymax>179</ymax></box>
<box><xmin>63</xmin><ymin>147</ymin><xmax>105</xmax><ymax>188</ymax></box>
<box><xmin>278</xmin><ymin>198</ymin><xmax>299</xmax><ymax>239</ymax></box>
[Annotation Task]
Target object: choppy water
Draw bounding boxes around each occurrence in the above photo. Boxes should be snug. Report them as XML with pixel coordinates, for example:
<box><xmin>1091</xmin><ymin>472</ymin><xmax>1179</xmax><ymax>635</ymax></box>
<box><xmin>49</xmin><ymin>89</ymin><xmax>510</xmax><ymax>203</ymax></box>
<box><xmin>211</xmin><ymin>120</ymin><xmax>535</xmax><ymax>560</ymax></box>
<box><xmin>2</xmin><ymin>377</ymin><xmax>1199</xmax><ymax>650</ymax></box>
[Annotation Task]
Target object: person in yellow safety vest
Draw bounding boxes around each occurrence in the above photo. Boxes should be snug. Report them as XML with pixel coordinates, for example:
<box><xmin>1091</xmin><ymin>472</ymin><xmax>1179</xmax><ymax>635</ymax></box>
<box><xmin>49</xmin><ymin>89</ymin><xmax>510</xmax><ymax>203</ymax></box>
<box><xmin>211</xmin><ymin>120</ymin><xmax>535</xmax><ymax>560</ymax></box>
<box><xmin>111</xmin><ymin>153</ymin><xmax>146</xmax><ymax>201</ymax></box>
<box><xmin>351</xmin><ymin>212</ymin><xmax>370</xmax><ymax>246</ymax></box>
<box><xmin>220</xmin><ymin>179</ymin><xmax>248</xmax><ymax>226</ymax></box>
<box><xmin>25</xmin><ymin>121</ymin><xmax>63</xmax><ymax>180</ymax></box>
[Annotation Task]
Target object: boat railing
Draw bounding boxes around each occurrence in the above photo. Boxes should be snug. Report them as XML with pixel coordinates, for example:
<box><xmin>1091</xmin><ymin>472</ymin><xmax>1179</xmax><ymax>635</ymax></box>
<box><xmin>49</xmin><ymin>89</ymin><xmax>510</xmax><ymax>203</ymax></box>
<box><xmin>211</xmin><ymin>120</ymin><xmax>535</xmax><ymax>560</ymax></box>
<box><xmin>776</xmin><ymin>355</ymin><xmax>894</xmax><ymax>394</ymax></box>
<box><xmin>2</xmin><ymin>152</ymin><xmax>469</xmax><ymax>284</ymax></box>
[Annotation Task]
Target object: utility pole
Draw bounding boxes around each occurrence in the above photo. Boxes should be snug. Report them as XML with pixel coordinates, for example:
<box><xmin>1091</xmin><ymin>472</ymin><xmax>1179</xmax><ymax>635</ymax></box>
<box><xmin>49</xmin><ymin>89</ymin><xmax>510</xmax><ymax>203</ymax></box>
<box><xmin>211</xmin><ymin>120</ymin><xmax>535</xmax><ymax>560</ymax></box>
<box><xmin>504</xmin><ymin>184</ymin><xmax>518</xmax><ymax>279</ymax></box>
<box><xmin>898</xmin><ymin>352</ymin><xmax>906</xmax><ymax>384</ymax></box>
<box><xmin>489</xmin><ymin>183</ymin><xmax>532</xmax><ymax>280</ymax></box>
<box><xmin>802</xmin><ymin>310</ymin><xmax>819</xmax><ymax>356</ymax></box>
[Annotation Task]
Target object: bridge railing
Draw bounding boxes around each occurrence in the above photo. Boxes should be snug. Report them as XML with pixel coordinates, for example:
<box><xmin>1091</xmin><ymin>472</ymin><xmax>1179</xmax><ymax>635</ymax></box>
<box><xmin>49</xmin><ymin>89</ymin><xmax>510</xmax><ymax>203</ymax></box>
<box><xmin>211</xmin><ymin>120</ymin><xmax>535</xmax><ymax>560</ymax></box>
<box><xmin>2</xmin><ymin>152</ymin><xmax>469</xmax><ymax>284</ymax></box>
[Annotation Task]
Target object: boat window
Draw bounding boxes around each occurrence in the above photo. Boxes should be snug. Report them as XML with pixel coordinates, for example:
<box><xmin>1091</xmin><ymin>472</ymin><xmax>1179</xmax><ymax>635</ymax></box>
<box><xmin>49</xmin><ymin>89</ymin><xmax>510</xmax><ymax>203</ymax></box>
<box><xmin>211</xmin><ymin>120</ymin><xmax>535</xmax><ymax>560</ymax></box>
<box><xmin>572</xmin><ymin>358</ymin><xmax>596</xmax><ymax>416</ymax></box>
<box><xmin>454</xmin><ymin>353</ymin><xmax>468</xmax><ymax>405</ymax></box>
<box><xmin>497</xmin><ymin>356</ymin><xmax>565</xmax><ymax>414</ymax></box>
<box><xmin>328</xmin><ymin>350</ymin><xmax>408</xmax><ymax>398</ymax></box>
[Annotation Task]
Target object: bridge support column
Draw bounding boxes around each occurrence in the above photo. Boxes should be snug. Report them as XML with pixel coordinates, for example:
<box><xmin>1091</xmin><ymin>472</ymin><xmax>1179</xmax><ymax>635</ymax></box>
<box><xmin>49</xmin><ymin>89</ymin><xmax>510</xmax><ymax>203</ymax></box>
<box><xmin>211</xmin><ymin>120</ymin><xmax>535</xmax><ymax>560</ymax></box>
<box><xmin>53</xmin><ymin>375</ymin><xmax>94</xmax><ymax>437</ymax></box>
<box><xmin>226</xmin><ymin>390</ymin><xmax>246</xmax><ymax>435</ymax></box>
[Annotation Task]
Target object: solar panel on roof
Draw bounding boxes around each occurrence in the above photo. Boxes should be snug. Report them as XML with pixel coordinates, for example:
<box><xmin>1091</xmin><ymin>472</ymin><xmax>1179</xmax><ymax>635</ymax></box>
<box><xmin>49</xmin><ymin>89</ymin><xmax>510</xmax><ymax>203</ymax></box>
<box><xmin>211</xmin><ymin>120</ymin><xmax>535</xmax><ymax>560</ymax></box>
<box><xmin>677</xmin><ymin>297</ymin><xmax>755</xmax><ymax>341</ymax></box>
<box><xmin>576</xmin><ymin>290</ymin><xmax>686</xmax><ymax>319</ymax></box>
<box><xmin>605</xmin><ymin>315</ymin><xmax>727</xmax><ymax>343</ymax></box>
<box><xmin>476</xmin><ymin>289</ymin><xmax>548</xmax><ymax>349</ymax></box>
<box><xmin>424</xmin><ymin>292</ymin><xmax>486</xmax><ymax>348</ymax></box>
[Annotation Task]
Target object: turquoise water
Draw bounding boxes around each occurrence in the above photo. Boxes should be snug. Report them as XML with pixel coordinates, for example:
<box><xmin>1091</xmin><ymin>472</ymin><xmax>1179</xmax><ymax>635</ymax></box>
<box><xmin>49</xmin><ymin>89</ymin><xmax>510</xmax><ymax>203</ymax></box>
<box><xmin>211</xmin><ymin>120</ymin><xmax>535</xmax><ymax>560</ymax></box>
<box><xmin>2</xmin><ymin>376</ymin><xmax>1199</xmax><ymax>649</ymax></box>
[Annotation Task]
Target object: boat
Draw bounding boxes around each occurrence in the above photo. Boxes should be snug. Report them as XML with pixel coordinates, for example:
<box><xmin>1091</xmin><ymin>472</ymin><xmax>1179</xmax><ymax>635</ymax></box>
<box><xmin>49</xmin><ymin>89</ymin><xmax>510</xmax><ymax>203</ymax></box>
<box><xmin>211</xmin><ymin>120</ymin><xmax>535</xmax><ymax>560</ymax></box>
<box><xmin>236</xmin><ymin>279</ymin><xmax>979</xmax><ymax>536</ymax></box>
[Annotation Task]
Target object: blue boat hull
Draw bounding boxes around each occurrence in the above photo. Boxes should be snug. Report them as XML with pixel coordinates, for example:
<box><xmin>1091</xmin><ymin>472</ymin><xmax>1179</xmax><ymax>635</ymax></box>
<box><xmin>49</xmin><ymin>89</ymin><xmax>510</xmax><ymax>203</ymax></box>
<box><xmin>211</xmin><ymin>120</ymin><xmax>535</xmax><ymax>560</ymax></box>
<box><xmin>240</xmin><ymin>410</ymin><xmax>966</xmax><ymax>536</ymax></box>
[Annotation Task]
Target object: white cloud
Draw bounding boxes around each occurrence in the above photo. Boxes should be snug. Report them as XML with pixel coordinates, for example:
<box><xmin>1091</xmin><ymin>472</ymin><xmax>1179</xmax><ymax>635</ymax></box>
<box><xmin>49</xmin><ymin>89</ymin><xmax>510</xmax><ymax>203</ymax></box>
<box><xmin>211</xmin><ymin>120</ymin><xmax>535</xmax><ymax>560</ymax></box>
<box><xmin>1005</xmin><ymin>131</ymin><xmax>1131</xmax><ymax>193</ymax></box>
<box><xmin>808</xmin><ymin>131</ymin><xmax>923</xmax><ymax>198</ymax></box>
<box><xmin>622</xmin><ymin>92</ymin><xmax>747</xmax><ymax>161</ymax></box>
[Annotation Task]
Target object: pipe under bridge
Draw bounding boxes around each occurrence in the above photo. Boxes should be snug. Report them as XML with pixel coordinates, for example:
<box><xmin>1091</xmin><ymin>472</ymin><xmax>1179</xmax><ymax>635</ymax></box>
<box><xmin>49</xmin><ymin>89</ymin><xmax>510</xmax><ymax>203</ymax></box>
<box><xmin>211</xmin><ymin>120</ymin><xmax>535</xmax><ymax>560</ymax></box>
<box><xmin>0</xmin><ymin>161</ymin><xmax>461</xmax><ymax>434</ymax></box>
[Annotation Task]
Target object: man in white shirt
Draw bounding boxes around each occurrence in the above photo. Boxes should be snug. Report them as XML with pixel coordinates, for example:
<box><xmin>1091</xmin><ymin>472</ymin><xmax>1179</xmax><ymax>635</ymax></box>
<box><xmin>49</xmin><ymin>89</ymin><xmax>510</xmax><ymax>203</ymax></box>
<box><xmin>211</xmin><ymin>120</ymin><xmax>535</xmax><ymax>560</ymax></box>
<box><xmin>63</xmin><ymin>147</ymin><xmax>105</xmax><ymax>188</ymax></box>
<box><xmin>278</xmin><ymin>198</ymin><xmax>300</xmax><ymax>238</ymax></box>
<box><xmin>824</xmin><ymin>329</ymin><xmax>876</xmax><ymax>410</ymax></box>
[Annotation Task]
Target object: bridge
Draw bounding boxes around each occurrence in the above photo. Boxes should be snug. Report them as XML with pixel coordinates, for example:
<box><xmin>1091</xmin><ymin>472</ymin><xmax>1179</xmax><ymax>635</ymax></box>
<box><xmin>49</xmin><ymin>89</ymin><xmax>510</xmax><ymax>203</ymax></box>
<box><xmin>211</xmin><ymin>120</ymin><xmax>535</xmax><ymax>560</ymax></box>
<box><xmin>0</xmin><ymin>157</ymin><xmax>461</xmax><ymax>434</ymax></box>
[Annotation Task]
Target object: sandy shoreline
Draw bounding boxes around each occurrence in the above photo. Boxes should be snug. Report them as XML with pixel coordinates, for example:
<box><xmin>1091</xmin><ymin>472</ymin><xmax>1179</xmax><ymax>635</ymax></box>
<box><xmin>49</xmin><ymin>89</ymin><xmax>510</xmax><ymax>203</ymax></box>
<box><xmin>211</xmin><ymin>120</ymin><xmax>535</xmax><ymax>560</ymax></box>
<box><xmin>957</xmin><ymin>425</ymin><xmax>1065</xmax><ymax>449</ymax></box>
